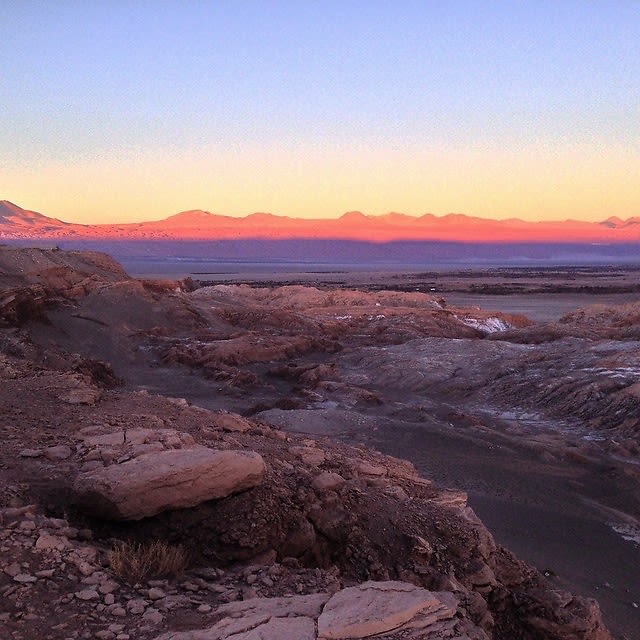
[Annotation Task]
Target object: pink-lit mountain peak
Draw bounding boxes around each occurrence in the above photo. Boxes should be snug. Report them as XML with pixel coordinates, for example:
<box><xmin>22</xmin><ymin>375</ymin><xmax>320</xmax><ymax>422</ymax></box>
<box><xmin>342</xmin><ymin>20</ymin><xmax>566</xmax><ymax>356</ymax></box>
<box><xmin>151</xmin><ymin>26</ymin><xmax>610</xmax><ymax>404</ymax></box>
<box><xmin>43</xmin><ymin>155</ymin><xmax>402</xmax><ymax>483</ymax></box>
<box><xmin>1</xmin><ymin>200</ymin><xmax>639</xmax><ymax>243</ymax></box>
<box><xmin>163</xmin><ymin>210</ymin><xmax>219</xmax><ymax>222</ymax></box>
<box><xmin>0</xmin><ymin>200</ymin><xmax>68</xmax><ymax>227</ymax></box>
<box><xmin>339</xmin><ymin>211</ymin><xmax>371</xmax><ymax>222</ymax></box>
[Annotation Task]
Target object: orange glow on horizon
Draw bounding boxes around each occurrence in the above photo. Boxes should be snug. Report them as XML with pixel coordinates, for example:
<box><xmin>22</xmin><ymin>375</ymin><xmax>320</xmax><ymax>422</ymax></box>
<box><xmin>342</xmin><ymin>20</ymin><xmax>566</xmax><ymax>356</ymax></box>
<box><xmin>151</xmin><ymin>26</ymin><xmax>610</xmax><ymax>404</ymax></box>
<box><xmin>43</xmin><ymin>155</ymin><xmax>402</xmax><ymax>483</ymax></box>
<box><xmin>1</xmin><ymin>141</ymin><xmax>638</xmax><ymax>226</ymax></box>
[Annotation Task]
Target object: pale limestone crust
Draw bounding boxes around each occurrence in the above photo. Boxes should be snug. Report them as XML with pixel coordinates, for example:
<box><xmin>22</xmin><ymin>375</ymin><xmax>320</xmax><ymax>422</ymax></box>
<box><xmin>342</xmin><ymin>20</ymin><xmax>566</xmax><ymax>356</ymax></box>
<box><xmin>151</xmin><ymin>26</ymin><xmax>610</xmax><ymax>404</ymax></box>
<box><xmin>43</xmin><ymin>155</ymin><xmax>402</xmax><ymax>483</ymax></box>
<box><xmin>153</xmin><ymin>593</ymin><xmax>328</xmax><ymax>640</ymax></box>
<box><xmin>317</xmin><ymin>581</ymin><xmax>457</xmax><ymax>639</ymax></box>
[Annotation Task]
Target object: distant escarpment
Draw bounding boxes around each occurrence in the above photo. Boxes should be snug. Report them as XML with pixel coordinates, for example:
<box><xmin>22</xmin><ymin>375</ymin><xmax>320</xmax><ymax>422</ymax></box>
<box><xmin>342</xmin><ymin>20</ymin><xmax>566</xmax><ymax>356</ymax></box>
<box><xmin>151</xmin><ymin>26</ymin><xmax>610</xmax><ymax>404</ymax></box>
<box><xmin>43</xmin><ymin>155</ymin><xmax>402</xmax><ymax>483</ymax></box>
<box><xmin>3</xmin><ymin>199</ymin><xmax>640</xmax><ymax>263</ymax></box>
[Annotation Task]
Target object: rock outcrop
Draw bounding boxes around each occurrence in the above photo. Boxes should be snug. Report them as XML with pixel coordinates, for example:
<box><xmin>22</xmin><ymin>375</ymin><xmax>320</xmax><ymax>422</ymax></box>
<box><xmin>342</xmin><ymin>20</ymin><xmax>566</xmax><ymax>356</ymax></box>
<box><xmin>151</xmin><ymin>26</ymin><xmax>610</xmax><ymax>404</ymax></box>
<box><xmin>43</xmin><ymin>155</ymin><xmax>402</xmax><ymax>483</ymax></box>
<box><xmin>317</xmin><ymin>582</ymin><xmax>469</xmax><ymax>639</ymax></box>
<box><xmin>152</xmin><ymin>583</ymin><xmax>487</xmax><ymax>640</ymax></box>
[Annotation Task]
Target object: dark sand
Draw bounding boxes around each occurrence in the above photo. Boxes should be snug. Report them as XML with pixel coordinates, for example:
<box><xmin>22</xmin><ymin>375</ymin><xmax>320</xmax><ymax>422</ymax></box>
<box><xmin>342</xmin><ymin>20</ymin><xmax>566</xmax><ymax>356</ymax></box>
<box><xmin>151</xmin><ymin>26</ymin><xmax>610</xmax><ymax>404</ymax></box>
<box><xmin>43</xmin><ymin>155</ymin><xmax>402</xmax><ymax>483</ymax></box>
<box><xmin>442</xmin><ymin>291</ymin><xmax>640</xmax><ymax>322</ymax></box>
<box><xmin>351</xmin><ymin>418</ymin><xmax>640</xmax><ymax>640</ymax></box>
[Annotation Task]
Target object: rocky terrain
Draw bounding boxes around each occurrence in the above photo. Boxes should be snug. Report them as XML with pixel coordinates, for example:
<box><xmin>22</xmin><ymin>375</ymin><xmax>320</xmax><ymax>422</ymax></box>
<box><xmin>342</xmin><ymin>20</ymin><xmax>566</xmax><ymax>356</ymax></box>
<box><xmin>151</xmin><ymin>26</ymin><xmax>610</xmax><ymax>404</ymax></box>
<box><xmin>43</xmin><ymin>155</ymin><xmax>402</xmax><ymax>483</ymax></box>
<box><xmin>1</xmin><ymin>245</ymin><xmax>639</xmax><ymax>639</ymax></box>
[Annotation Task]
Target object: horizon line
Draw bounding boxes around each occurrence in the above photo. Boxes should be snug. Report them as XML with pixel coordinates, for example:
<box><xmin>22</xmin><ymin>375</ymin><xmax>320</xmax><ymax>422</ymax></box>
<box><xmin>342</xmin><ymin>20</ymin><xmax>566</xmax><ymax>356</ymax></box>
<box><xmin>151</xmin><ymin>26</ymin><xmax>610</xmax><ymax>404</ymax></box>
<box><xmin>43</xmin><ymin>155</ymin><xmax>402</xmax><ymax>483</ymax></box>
<box><xmin>2</xmin><ymin>199</ymin><xmax>635</xmax><ymax>227</ymax></box>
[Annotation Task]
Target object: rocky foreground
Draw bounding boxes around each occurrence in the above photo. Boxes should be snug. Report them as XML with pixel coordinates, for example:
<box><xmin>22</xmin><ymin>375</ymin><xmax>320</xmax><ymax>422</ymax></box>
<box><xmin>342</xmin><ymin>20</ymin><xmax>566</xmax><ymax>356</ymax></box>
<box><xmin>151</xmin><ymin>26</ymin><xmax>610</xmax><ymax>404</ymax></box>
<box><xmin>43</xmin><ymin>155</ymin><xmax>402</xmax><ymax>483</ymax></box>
<box><xmin>2</xmin><ymin>245</ymin><xmax>638</xmax><ymax>639</ymax></box>
<box><xmin>0</xmin><ymin>352</ymin><xmax>609</xmax><ymax>640</ymax></box>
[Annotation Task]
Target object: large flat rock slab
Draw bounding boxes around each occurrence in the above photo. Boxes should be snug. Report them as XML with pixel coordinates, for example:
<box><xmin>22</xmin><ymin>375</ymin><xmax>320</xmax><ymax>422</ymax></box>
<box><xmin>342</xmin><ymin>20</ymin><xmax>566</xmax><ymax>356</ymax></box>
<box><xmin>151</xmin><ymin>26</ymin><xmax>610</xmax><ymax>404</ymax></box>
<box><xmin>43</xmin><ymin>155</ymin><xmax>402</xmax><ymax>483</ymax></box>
<box><xmin>153</xmin><ymin>593</ymin><xmax>328</xmax><ymax>640</ymax></box>
<box><xmin>73</xmin><ymin>447</ymin><xmax>265</xmax><ymax>520</ymax></box>
<box><xmin>156</xmin><ymin>616</ymin><xmax>316</xmax><ymax>640</ymax></box>
<box><xmin>317</xmin><ymin>581</ymin><xmax>457</xmax><ymax>639</ymax></box>
<box><xmin>152</xmin><ymin>584</ymin><xmax>474</xmax><ymax>640</ymax></box>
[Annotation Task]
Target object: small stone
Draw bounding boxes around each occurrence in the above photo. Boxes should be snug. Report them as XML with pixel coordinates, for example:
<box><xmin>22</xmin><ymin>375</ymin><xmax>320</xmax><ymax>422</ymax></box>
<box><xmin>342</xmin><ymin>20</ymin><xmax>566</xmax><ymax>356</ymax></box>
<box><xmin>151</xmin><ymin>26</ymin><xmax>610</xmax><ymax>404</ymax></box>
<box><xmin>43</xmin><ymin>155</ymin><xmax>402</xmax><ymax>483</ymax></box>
<box><xmin>35</xmin><ymin>569</ymin><xmax>55</xmax><ymax>578</ymax></box>
<box><xmin>147</xmin><ymin>579</ymin><xmax>168</xmax><ymax>587</ymax></box>
<box><xmin>108</xmin><ymin>605</ymin><xmax>126</xmax><ymax>617</ymax></box>
<box><xmin>181</xmin><ymin>581</ymin><xmax>200</xmax><ymax>592</ymax></box>
<box><xmin>355</xmin><ymin>461</ymin><xmax>387</xmax><ymax>476</ymax></box>
<box><xmin>98</xmin><ymin>580</ymin><xmax>119</xmax><ymax>594</ymax></box>
<box><xmin>191</xmin><ymin>567</ymin><xmax>223</xmax><ymax>580</ymax></box>
<box><xmin>142</xmin><ymin>608</ymin><xmax>163</xmax><ymax>625</ymax></box>
<box><xmin>44</xmin><ymin>445</ymin><xmax>73</xmax><ymax>460</ymax></box>
<box><xmin>60</xmin><ymin>387</ymin><xmax>101</xmax><ymax>405</ymax></box>
<box><xmin>35</xmin><ymin>533</ymin><xmax>68</xmax><ymax>552</ymax></box>
<box><xmin>14</xmin><ymin>574</ymin><xmax>37</xmax><ymax>583</ymax></box>
<box><xmin>116</xmin><ymin>635</ymin><xmax>130</xmax><ymax>640</ymax></box>
<box><xmin>147</xmin><ymin>587</ymin><xmax>165</xmax><ymax>600</ymax></box>
<box><xmin>290</xmin><ymin>446</ymin><xmax>326</xmax><ymax>466</ymax></box>
<box><xmin>94</xmin><ymin>632</ymin><xmax>115</xmax><ymax>640</ymax></box>
<box><xmin>126</xmin><ymin>598</ymin><xmax>147</xmax><ymax>615</ymax></box>
<box><xmin>4</xmin><ymin>562</ymin><xmax>21</xmax><ymax>577</ymax></box>
<box><xmin>19</xmin><ymin>520</ymin><xmax>36</xmax><ymax>532</ymax></box>
<box><xmin>312</xmin><ymin>472</ymin><xmax>346</xmax><ymax>492</ymax></box>
<box><xmin>213</xmin><ymin>412</ymin><xmax>253</xmax><ymax>433</ymax></box>
<box><xmin>242</xmin><ymin>586</ymin><xmax>257</xmax><ymax>599</ymax></box>
<box><xmin>104</xmin><ymin>594</ymin><xmax>115</xmax><ymax>606</ymax></box>
<box><xmin>77</xmin><ymin>561</ymin><xmax>95</xmax><ymax>577</ymax></box>
<box><xmin>19</xmin><ymin>449</ymin><xmax>43</xmax><ymax>458</ymax></box>
<box><xmin>246</xmin><ymin>574</ymin><xmax>258</xmax><ymax>585</ymax></box>
<box><xmin>75</xmin><ymin>588</ymin><xmax>100</xmax><ymax>601</ymax></box>
<box><xmin>197</xmin><ymin>604</ymin><xmax>212</xmax><ymax>613</ymax></box>
<box><xmin>107</xmin><ymin>626</ymin><xmax>125</xmax><ymax>633</ymax></box>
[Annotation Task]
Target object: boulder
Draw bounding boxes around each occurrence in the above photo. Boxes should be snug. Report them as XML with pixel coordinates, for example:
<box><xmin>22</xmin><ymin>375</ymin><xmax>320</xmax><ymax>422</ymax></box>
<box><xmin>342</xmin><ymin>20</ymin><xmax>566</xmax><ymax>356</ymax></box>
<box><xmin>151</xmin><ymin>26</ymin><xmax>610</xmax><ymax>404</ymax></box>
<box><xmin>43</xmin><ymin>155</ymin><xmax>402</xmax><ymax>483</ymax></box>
<box><xmin>73</xmin><ymin>447</ymin><xmax>265</xmax><ymax>520</ymax></box>
<box><xmin>312</xmin><ymin>472</ymin><xmax>346</xmax><ymax>492</ymax></box>
<box><xmin>212</xmin><ymin>412</ymin><xmax>253</xmax><ymax>433</ymax></box>
<box><xmin>290</xmin><ymin>445</ymin><xmax>326</xmax><ymax>466</ymax></box>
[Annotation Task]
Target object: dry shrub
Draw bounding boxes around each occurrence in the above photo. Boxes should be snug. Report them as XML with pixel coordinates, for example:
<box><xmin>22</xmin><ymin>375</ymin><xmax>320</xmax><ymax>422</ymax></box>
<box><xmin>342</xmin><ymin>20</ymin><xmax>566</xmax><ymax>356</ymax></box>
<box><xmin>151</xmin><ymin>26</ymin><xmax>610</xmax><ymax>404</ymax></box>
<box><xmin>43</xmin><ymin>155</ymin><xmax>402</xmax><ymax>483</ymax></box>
<box><xmin>108</xmin><ymin>540</ymin><xmax>189</xmax><ymax>584</ymax></box>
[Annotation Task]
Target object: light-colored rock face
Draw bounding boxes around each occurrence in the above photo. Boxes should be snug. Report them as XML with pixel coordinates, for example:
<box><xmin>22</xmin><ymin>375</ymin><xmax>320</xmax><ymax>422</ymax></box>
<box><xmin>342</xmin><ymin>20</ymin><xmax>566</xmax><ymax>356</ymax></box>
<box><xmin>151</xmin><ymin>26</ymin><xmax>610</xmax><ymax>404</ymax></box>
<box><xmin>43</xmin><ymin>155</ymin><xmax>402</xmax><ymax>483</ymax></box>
<box><xmin>153</xmin><ymin>593</ymin><xmax>329</xmax><ymax>640</ymax></box>
<box><xmin>151</xmin><ymin>583</ymin><xmax>479</xmax><ymax>640</ymax></box>
<box><xmin>317</xmin><ymin>581</ymin><xmax>457</xmax><ymax>639</ymax></box>
<box><xmin>240</xmin><ymin>617</ymin><xmax>316</xmax><ymax>640</ymax></box>
<box><xmin>80</xmin><ymin>427</ymin><xmax>195</xmax><ymax>449</ymax></box>
<box><xmin>73</xmin><ymin>447</ymin><xmax>265</xmax><ymax>520</ymax></box>
<box><xmin>211</xmin><ymin>412</ymin><xmax>253</xmax><ymax>433</ymax></box>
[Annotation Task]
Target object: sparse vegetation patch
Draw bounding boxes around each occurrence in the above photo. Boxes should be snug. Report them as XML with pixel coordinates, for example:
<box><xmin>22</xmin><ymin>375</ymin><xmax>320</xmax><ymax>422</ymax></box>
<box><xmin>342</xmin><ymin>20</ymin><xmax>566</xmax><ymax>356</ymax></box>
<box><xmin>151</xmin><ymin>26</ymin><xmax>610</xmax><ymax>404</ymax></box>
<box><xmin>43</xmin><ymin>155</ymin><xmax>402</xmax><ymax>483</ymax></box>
<box><xmin>108</xmin><ymin>540</ymin><xmax>189</xmax><ymax>583</ymax></box>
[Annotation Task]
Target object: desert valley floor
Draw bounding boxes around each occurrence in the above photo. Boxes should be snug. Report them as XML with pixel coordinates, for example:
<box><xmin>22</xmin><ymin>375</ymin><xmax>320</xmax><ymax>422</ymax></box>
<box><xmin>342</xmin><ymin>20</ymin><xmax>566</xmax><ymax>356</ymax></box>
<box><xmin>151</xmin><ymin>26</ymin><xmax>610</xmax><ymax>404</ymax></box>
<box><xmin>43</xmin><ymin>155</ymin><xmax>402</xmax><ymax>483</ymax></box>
<box><xmin>1</xmin><ymin>247</ymin><xmax>639</xmax><ymax>640</ymax></box>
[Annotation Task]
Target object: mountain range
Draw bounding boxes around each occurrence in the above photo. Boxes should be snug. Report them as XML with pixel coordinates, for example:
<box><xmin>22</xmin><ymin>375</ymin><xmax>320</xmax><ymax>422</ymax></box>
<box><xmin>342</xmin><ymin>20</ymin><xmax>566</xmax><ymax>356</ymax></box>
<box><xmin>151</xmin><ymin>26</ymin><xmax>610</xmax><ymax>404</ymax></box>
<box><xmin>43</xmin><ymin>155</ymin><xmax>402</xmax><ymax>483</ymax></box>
<box><xmin>2</xmin><ymin>200</ymin><xmax>640</xmax><ymax>264</ymax></box>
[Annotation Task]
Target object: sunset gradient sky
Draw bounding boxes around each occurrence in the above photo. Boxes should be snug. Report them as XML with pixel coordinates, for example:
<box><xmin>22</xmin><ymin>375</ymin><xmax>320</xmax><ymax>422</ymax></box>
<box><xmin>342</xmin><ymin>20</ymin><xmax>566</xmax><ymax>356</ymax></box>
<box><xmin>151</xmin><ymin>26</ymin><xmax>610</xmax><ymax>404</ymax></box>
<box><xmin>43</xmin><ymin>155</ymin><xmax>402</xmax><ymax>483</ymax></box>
<box><xmin>1</xmin><ymin>1</ymin><xmax>639</xmax><ymax>224</ymax></box>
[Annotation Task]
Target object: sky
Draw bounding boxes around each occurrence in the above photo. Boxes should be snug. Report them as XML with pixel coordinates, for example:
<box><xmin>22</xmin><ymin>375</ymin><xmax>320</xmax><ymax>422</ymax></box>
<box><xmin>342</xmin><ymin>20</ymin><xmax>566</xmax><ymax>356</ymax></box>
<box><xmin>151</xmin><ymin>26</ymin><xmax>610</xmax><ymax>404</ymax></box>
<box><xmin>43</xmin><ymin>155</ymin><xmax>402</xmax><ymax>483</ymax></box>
<box><xmin>1</xmin><ymin>1</ymin><xmax>639</xmax><ymax>224</ymax></box>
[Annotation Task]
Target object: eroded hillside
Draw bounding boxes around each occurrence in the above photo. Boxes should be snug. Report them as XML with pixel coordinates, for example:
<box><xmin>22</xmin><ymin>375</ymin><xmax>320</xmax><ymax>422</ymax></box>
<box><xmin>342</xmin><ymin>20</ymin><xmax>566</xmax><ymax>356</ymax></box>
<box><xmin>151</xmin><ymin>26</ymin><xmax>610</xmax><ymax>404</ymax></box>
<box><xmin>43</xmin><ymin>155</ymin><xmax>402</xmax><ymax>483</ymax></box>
<box><xmin>1</xmin><ymin>246</ymin><xmax>639</xmax><ymax>639</ymax></box>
